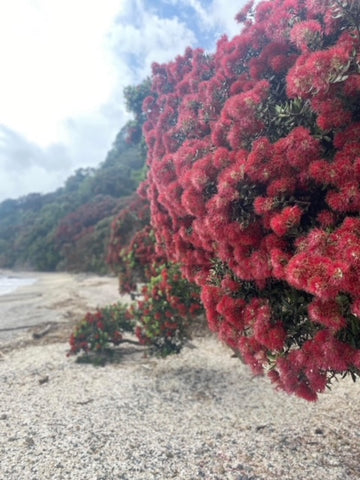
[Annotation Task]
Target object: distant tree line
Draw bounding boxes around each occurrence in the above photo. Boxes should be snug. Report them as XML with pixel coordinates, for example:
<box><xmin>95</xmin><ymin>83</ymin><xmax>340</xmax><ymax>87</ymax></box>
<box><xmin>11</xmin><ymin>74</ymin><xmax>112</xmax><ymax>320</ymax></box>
<box><xmin>0</xmin><ymin>80</ymin><xmax>151</xmax><ymax>273</ymax></box>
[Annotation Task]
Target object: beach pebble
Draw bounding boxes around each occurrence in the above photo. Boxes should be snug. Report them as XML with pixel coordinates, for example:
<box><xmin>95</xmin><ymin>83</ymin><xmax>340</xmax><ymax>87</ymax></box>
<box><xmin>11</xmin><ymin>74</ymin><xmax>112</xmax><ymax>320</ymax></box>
<box><xmin>0</xmin><ymin>338</ymin><xmax>359</xmax><ymax>480</ymax></box>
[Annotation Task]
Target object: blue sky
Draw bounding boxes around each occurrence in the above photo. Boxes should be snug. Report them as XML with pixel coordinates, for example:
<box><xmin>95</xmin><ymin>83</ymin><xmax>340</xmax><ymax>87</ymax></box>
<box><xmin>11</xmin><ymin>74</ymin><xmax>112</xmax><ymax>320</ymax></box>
<box><xmin>0</xmin><ymin>0</ymin><xmax>246</xmax><ymax>201</ymax></box>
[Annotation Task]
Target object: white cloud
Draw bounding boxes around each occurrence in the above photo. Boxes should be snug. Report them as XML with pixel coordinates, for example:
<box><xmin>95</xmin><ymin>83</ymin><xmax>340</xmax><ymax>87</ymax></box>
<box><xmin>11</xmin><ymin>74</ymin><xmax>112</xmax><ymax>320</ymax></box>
<box><xmin>1</xmin><ymin>164</ymin><xmax>70</xmax><ymax>202</ymax></box>
<box><xmin>209</xmin><ymin>0</ymin><xmax>245</xmax><ymax>39</ymax></box>
<box><xmin>154</xmin><ymin>0</ymin><xmax>246</xmax><ymax>52</ymax></box>
<box><xmin>0</xmin><ymin>0</ymin><xmax>122</xmax><ymax>147</ymax></box>
<box><xmin>0</xmin><ymin>0</ymin><xmax>131</xmax><ymax>201</ymax></box>
<box><xmin>182</xmin><ymin>0</ymin><xmax>211</xmax><ymax>27</ymax></box>
<box><xmin>110</xmin><ymin>0</ymin><xmax>197</xmax><ymax>79</ymax></box>
<box><xmin>0</xmin><ymin>125</ymin><xmax>72</xmax><ymax>200</ymax></box>
<box><xmin>0</xmin><ymin>125</ymin><xmax>69</xmax><ymax>171</ymax></box>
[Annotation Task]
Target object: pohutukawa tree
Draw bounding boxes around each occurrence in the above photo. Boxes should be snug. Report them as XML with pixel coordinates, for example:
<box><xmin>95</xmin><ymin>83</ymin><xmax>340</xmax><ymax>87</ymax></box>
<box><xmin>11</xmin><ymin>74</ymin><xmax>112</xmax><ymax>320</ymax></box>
<box><xmin>141</xmin><ymin>0</ymin><xmax>360</xmax><ymax>400</ymax></box>
<box><xmin>70</xmin><ymin>193</ymin><xmax>203</xmax><ymax>360</ymax></box>
<box><xmin>107</xmin><ymin>193</ymin><xmax>153</xmax><ymax>293</ymax></box>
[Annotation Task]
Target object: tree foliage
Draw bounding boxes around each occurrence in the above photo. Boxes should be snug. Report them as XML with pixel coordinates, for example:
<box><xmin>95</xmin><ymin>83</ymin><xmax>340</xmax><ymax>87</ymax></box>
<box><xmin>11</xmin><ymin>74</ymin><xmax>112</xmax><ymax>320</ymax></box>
<box><xmin>140</xmin><ymin>0</ymin><xmax>360</xmax><ymax>400</ymax></box>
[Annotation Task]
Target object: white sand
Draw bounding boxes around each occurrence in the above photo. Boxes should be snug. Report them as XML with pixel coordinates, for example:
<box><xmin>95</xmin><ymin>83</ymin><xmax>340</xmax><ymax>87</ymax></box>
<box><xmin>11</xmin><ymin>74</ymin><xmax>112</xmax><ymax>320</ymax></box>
<box><xmin>0</xmin><ymin>273</ymin><xmax>360</xmax><ymax>479</ymax></box>
<box><xmin>0</xmin><ymin>271</ymin><xmax>127</xmax><ymax>345</ymax></box>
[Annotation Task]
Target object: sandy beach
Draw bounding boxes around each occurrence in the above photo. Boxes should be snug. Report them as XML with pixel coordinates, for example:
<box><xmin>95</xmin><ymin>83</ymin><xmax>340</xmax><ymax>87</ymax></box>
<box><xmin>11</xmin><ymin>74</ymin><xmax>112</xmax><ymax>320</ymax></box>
<box><xmin>0</xmin><ymin>272</ymin><xmax>360</xmax><ymax>479</ymax></box>
<box><xmin>0</xmin><ymin>271</ymin><xmax>127</xmax><ymax>347</ymax></box>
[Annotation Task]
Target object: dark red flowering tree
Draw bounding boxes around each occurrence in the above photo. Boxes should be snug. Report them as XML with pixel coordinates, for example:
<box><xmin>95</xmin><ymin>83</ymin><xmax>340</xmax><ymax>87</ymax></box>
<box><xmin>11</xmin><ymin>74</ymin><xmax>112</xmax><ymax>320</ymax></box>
<box><xmin>130</xmin><ymin>263</ymin><xmax>203</xmax><ymax>356</ymax></box>
<box><xmin>105</xmin><ymin>191</ymin><xmax>203</xmax><ymax>355</ymax></box>
<box><xmin>142</xmin><ymin>0</ymin><xmax>360</xmax><ymax>400</ymax></box>
<box><xmin>69</xmin><ymin>204</ymin><xmax>203</xmax><ymax>361</ymax></box>
<box><xmin>67</xmin><ymin>76</ymin><xmax>204</xmax><ymax>362</ymax></box>
<box><xmin>107</xmin><ymin>193</ymin><xmax>153</xmax><ymax>293</ymax></box>
<box><xmin>54</xmin><ymin>195</ymin><xmax>122</xmax><ymax>272</ymax></box>
<box><xmin>67</xmin><ymin>261</ymin><xmax>203</xmax><ymax>362</ymax></box>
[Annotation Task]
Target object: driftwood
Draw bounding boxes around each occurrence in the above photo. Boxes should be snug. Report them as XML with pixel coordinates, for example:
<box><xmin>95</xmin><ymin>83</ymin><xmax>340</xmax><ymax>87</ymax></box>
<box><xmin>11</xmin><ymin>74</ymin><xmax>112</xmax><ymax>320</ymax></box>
<box><xmin>32</xmin><ymin>324</ymin><xmax>52</xmax><ymax>339</ymax></box>
<box><xmin>0</xmin><ymin>324</ymin><xmax>41</xmax><ymax>332</ymax></box>
<box><xmin>0</xmin><ymin>323</ymin><xmax>53</xmax><ymax>340</ymax></box>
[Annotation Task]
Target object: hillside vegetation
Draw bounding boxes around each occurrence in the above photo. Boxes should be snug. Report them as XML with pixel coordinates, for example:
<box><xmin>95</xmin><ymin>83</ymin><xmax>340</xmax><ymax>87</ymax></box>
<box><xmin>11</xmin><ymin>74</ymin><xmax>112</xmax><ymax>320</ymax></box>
<box><xmin>0</xmin><ymin>81</ymin><xmax>150</xmax><ymax>273</ymax></box>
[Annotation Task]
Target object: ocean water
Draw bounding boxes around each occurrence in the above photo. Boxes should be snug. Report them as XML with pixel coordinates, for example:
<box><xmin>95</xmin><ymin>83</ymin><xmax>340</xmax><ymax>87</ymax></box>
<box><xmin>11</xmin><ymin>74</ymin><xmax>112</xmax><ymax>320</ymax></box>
<box><xmin>0</xmin><ymin>273</ymin><xmax>37</xmax><ymax>296</ymax></box>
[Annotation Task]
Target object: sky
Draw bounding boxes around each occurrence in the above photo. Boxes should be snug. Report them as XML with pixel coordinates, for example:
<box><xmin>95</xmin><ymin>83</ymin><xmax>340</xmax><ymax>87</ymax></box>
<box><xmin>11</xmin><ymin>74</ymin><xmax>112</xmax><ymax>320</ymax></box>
<box><xmin>0</xmin><ymin>0</ymin><xmax>246</xmax><ymax>202</ymax></box>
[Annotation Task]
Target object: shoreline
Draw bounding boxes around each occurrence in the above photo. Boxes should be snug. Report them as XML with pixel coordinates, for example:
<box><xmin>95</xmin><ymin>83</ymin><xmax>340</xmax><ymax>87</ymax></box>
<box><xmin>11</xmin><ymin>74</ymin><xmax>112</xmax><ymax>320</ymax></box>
<box><xmin>0</xmin><ymin>270</ymin><xmax>37</xmax><ymax>296</ymax></box>
<box><xmin>0</xmin><ymin>271</ymin><xmax>128</xmax><ymax>348</ymax></box>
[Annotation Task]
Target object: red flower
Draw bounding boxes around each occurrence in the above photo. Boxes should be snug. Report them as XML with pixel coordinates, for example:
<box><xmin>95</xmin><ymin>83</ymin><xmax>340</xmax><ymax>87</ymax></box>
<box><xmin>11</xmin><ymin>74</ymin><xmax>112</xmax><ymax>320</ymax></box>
<box><xmin>96</xmin><ymin>321</ymin><xmax>104</xmax><ymax>331</ymax></box>
<box><xmin>308</xmin><ymin>298</ymin><xmax>346</xmax><ymax>331</ymax></box>
<box><xmin>290</xmin><ymin>20</ymin><xmax>323</xmax><ymax>53</ymax></box>
<box><xmin>270</xmin><ymin>206</ymin><xmax>302</xmax><ymax>237</ymax></box>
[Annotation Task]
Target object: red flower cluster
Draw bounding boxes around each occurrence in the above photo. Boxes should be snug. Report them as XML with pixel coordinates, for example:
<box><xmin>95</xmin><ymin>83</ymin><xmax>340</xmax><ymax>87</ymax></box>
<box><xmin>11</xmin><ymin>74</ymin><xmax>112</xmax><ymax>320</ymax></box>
<box><xmin>107</xmin><ymin>193</ymin><xmax>157</xmax><ymax>293</ymax></box>
<box><xmin>142</xmin><ymin>0</ymin><xmax>360</xmax><ymax>399</ymax></box>
<box><xmin>130</xmin><ymin>264</ymin><xmax>203</xmax><ymax>356</ymax></box>
<box><xmin>68</xmin><ymin>304</ymin><xmax>132</xmax><ymax>357</ymax></box>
